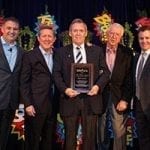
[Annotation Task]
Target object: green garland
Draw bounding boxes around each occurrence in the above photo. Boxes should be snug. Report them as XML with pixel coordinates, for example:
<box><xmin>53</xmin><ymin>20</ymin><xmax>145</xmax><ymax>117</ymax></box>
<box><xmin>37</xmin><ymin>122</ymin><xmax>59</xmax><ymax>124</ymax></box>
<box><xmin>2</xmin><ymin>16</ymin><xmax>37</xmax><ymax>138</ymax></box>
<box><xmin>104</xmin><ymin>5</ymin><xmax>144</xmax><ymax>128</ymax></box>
<box><xmin>122</xmin><ymin>22</ymin><xmax>134</xmax><ymax>49</ymax></box>
<box><xmin>18</xmin><ymin>26</ymin><xmax>36</xmax><ymax>51</ymax></box>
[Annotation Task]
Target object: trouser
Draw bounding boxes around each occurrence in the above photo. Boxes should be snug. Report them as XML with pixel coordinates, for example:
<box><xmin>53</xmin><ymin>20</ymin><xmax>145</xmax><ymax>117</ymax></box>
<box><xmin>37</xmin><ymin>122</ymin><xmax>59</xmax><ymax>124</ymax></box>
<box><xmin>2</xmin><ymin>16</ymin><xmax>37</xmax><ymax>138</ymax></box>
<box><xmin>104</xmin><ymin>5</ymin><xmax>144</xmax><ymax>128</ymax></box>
<box><xmin>99</xmin><ymin>97</ymin><xmax>127</xmax><ymax>150</ymax></box>
<box><xmin>63</xmin><ymin>115</ymin><xmax>97</xmax><ymax>150</ymax></box>
<box><xmin>25</xmin><ymin>112</ymin><xmax>54</xmax><ymax>150</ymax></box>
<box><xmin>0</xmin><ymin>107</ymin><xmax>16</xmax><ymax>150</ymax></box>
<box><xmin>135</xmin><ymin>100</ymin><xmax>150</xmax><ymax>150</ymax></box>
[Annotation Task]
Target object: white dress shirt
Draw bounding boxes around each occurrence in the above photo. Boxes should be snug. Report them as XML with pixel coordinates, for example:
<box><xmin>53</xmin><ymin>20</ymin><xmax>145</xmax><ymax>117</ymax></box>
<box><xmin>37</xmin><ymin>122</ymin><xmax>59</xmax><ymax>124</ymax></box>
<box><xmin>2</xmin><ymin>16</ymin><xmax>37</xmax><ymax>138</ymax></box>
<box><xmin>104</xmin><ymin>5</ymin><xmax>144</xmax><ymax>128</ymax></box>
<box><xmin>73</xmin><ymin>43</ymin><xmax>87</xmax><ymax>63</ymax></box>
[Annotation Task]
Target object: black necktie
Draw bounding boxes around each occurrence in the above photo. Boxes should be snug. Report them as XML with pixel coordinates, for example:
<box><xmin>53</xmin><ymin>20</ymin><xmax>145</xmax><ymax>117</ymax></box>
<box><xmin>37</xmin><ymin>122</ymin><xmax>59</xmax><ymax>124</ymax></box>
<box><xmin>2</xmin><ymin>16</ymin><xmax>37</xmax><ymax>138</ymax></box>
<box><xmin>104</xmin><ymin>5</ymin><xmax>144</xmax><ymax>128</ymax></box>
<box><xmin>76</xmin><ymin>47</ymin><xmax>83</xmax><ymax>63</ymax></box>
<box><xmin>136</xmin><ymin>52</ymin><xmax>146</xmax><ymax>98</ymax></box>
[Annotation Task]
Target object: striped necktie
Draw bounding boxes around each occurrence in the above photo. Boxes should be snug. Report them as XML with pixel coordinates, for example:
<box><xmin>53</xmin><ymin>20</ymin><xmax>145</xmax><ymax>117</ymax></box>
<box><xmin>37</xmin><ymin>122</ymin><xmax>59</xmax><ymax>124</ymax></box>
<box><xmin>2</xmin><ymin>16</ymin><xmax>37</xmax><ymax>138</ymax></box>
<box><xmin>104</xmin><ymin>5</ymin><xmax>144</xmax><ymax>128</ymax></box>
<box><xmin>76</xmin><ymin>47</ymin><xmax>83</xmax><ymax>63</ymax></box>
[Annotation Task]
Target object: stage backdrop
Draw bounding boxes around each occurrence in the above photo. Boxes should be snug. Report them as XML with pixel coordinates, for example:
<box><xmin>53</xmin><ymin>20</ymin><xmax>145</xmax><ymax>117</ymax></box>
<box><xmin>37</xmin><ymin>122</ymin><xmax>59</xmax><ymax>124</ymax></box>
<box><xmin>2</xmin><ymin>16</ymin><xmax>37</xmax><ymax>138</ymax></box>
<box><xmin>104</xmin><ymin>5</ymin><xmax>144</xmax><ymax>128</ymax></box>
<box><xmin>1</xmin><ymin>0</ymin><xmax>150</xmax><ymax>38</ymax></box>
<box><xmin>7</xmin><ymin>103</ymin><xmax>139</xmax><ymax>150</ymax></box>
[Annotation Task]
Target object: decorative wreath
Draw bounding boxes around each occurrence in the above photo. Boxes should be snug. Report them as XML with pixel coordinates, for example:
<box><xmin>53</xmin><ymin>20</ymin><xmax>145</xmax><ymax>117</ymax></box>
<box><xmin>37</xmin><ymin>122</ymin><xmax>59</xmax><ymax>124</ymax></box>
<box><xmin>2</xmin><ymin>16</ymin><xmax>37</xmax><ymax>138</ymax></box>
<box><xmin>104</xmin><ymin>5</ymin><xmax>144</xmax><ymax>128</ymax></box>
<box><xmin>18</xmin><ymin>26</ymin><xmax>36</xmax><ymax>51</ymax></box>
<box><xmin>122</xmin><ymin>22</ymin><xmax>134</xmax><ymax>49</ymax></box>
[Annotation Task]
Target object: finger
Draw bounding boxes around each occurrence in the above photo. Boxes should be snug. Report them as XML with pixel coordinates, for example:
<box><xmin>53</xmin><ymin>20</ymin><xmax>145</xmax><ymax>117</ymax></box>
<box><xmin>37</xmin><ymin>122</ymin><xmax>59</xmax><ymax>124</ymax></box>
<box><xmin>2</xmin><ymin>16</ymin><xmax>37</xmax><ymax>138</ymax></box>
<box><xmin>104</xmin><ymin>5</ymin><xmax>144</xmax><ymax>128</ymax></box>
<box><xmin>31</xmin><ymin>111</ymin><xmax>35</xmax><ymax>117</ymax></box>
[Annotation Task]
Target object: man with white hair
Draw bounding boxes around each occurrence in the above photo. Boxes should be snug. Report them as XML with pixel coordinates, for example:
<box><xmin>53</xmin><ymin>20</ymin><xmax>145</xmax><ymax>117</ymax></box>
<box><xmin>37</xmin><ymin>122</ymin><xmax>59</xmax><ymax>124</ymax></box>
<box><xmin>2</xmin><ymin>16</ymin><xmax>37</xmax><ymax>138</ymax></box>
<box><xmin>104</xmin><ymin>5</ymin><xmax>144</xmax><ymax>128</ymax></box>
<box><xmin>99</xmin><ymin>23</ymin><xmax>133</xmax><ymax>150</ymax></box>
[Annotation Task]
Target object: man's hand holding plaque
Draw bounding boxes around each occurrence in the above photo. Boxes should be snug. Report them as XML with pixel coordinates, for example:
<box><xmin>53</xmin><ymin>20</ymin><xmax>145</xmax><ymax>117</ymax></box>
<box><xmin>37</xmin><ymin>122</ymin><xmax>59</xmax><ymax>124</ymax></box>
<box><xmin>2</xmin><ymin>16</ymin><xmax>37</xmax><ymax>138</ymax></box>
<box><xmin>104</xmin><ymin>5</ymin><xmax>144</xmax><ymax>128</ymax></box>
<box><xmin>65</xmin><ymin>88</ymin><xmax>80</xmax><ymax>98</ymax></box>
<box><xmin>87</xmin><ymin>85</ymin><xmax>100</xmax><ymax>96</ymax></box>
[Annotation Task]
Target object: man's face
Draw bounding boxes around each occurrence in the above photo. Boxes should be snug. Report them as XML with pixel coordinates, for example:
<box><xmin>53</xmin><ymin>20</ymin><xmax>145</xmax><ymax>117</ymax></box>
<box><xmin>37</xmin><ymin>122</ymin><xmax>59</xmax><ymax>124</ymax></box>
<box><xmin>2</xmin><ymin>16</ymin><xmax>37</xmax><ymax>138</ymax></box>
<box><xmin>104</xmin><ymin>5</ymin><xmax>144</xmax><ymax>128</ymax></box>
<box><xmin>69</xmin><ymin>22</ymin><xmax>87</xmax><ymax>46</ymax></box>
<box><xmin>38</xmin><ymin>29</ymin><xmax>56</xmax><ymax>51</ymax></box>
<box><xmin>107</xmin><ymin>26</ymin><xmax>122</xmax><ymax>48</ymax></box>
<box><xmin>138</xmin><ymin>30</ymin><xmax>150</xmax><ymax>51</ymax></box>
<box><xmin>1</xmin><ymin>20</ymin><xmax>20</xmax><ymax>44</ymax></box>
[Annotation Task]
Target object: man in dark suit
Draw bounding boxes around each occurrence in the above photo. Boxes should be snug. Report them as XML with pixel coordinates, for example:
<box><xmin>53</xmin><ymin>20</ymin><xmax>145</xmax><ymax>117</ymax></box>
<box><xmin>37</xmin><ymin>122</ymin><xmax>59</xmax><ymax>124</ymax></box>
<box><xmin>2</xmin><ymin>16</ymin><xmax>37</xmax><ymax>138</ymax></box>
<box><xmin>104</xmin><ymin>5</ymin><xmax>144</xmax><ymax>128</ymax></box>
<box><xmin>53</xmin><ymin>18</ymin><xmax>110</xmax><ymax>150</ymax></box>
<box><xmin>99</xmin><ymin>23</ymin><xmax>133</xmax><ymax>150</ymax></box>
<box><xmin>0</xmin><ymin>17</ymin><xmax>24</xmax><ymax>150</ymax></box>
<box><xmin>20</xmin><ymin>26</ymin><xmax>56</xmax><ymax>150</ymax></box>
<box><xmin>134</xmin><ymin>25</ymin><xmax>150</xmax><ymax>150</ymax></box>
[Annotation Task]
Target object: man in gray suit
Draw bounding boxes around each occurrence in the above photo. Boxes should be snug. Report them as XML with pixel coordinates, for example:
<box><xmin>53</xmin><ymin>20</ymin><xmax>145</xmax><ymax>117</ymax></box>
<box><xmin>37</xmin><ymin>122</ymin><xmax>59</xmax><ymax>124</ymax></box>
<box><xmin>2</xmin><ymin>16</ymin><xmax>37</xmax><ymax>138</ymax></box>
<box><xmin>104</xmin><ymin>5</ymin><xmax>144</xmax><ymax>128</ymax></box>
<box><xmin>0</xmin><ymin>17</ymin><xmax>23</xmax><ymax>150</ymax></box>
<box><xmin>134</xmin><ymin>25</ymin><xmax>150</xmax><ymax>150</ymax></box>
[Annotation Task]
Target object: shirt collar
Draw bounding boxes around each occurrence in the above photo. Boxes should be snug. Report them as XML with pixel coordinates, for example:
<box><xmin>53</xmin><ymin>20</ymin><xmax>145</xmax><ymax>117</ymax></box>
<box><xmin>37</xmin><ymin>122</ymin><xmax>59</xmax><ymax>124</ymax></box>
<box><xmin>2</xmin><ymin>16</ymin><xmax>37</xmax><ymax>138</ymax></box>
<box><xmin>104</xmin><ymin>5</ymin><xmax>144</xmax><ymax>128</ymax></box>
<box><xmin>39</xmin><ymin>46</ymin><xmax>53</xmax><ymax>55</ymax></box>
<box><xmin>106</xmin><ymin>48</ymin><xmax>116</xmax><ymax>54</ymax></box>
<box><xmin>141</xmin><ymin>49</ymin><xmax>150</xmax><ymax>55</ymax></box>
<box><xmin>1</xmin><ymin>36</ymin><xmax>16</xmax><ymax>47</ymax></box>
<box><xmin>106</xmin><ymin>45</ymin><xmax>117</xmax><ymax>53</ymax></box>
<box><xmin>73</xmin><ymin>43</ymin><xmax>84</xmax><ymax>50</ymax></box>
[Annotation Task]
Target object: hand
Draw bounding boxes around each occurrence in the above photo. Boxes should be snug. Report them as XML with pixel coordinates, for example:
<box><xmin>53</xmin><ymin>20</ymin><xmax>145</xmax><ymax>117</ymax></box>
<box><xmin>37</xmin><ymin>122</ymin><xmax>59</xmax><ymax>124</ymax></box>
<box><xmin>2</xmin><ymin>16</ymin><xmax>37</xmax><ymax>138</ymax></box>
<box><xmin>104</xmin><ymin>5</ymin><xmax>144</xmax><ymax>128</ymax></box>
<box><xmin>116</xmin><ymin>100</ymin><xmax>128</xmax><ymax>112</ymax></box>
<box><xmin>25</xmin><ymin>105</ymin><xmax>36</xmax><ymax>117</ymax></box>
<box><xmin>87</xmin><ymin>85</ymin><xmax>100</xmax><ymax>96</ymax></box>
<box><xmin>65</xmin><ymin>88</ymin><xmax>79</xmax><ymax>98</ymax></box>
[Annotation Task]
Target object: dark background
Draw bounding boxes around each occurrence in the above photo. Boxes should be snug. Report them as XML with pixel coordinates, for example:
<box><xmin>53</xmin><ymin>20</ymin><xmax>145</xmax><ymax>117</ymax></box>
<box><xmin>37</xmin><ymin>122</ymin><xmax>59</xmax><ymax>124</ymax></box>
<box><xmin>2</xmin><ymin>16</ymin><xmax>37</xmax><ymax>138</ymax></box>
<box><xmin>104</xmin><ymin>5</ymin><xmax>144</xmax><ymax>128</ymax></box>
<box><xmin>0</xmin><ymin>0</ymin><xmax>150</xmax><ymax>48</ymax></box>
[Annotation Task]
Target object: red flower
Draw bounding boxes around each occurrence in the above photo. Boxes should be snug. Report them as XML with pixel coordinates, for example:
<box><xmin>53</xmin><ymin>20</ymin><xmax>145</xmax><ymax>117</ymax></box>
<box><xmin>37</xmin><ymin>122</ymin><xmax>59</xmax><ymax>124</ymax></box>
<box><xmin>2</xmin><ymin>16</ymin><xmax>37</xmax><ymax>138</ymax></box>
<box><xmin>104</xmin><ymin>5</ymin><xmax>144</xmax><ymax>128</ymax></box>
<box><xmin>135</xmin><ymin>17</ymin><xmax>150</xmax><ymax>29</ymax></box>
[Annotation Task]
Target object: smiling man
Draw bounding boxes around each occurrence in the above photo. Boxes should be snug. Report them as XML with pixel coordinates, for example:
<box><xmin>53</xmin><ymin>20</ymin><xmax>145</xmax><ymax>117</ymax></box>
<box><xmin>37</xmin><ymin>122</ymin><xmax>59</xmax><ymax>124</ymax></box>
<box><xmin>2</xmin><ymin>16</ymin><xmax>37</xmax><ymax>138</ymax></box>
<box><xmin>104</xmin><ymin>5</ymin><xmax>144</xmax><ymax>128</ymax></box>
<box><xmin>0</xmin><ymin>17</ymin><xmax>24</xmax><ymax>150</ymax></box>
<box><xmin>53</xmin><ymin>18</ymin><xmax>110</xmax><ymax>150</ymax></box>
<box><xmin>99</xmin><ymin>23</ymin><xmax>133</xmax><ymax>150</ymax></box>
<box><xmin>20</xmin><ymin>26</ymin><xmax>56</xmax><ymax>150</ymax></box>
<box><xmin>134</xmin><ymin>25</ymin><xmax>150</xmax><ymax>150</ymax></box>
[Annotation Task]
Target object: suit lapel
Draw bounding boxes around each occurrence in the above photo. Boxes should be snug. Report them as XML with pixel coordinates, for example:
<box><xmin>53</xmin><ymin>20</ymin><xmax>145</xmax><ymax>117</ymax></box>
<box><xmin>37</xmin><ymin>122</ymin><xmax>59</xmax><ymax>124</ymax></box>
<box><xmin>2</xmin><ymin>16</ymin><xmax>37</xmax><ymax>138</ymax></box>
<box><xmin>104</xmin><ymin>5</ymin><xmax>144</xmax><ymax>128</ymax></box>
<box><xmin>133</xmin><ymin>53</ymin><xmax>140</xmax><ymax>75</ymax></box>
<box><xmin>65</xmin><ymin>45</ymin><xmax>74</xmax><ymax>64</ymax></box>
<box><xmin>35</xmin><ymin>48</ymin><xmax>51</xmax><ymax>73</ymax></box>
<box><xmin>85</xmin><ymin>45</ymin><xmax>94</xmax><ymax>63</ymax></box>
<box><xmin>111</xmin><ymin>47</ymin><xmax>123</xmax><ymax>77</ymax></box>
<box><xmin>0</xmin><ymin>40</ymin><xmax>11</xmax><ymax>72</ymax></box>
<box><xmin>141</xmin><ymin>54</ymin><xmax>150</xmax><ymax>77</ymax></box>
<box><xmin>13</xmin><ymin>46</ymin><xmax>22</xmax><ymax>72</ymax></box>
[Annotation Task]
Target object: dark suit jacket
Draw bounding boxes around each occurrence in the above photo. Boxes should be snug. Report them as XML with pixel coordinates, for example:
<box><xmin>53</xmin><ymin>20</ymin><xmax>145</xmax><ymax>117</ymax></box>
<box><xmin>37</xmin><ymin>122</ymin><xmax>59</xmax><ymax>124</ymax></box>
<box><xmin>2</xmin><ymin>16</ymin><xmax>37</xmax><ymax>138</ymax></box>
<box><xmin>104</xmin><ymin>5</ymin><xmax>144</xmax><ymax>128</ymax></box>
<box><xmin>102</xmin><ymin>44</ymin><xmax>133</xmax><ymax>112</ymax></box>
<box><xmin>20</xmin><ymin>47</ymin><xmax>55</xmax><ymax>114</ymax></box>
<box><xmin>0</xmin><ymin>39</ymin><xmax>24</xmax><ymax>110</ymax></box>
<box><xmin>134</xmin><ymin>53</ymin><xmax>150</xmax><ymax>118</ymax></box>
<box><xmin>53</xmin><ymin>44</ymin><xmax>110</xmax><ymax>117</ymax></box>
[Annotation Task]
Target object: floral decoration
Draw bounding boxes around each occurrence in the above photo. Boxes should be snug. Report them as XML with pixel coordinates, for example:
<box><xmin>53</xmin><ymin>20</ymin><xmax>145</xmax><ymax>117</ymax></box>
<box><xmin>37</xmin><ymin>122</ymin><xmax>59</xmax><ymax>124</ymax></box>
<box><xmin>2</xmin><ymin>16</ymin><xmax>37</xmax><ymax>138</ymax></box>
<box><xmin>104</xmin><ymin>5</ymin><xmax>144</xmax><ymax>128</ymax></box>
<box><xmin>18</xmin><ymin>26</ymin><xmax>36</xmax><ymax>51</ymax></box>
<box><xmin>34</xmin><ymin>13</ymin><xmax>59</xmax><ymax>34</ymax></box>
<box><xmin>0</xmin><ymin>16</ymin><xmax>4</xmax><ymax>36</ymax></box>
<box><xmin>135</xmin><ymin>17</ymin><xmax>150</xmax><ymax>30</ymax></box>
<box><xmin>58</xmin><ymin>31</ymin><xmax>71</xmax><ymax>46</ymax></box>
<box><xmin>34</xmin><ymin>5</ymin><xmax>58</xmax><ymax>34</ymax></box>
<box><xmin>122</xmin><ymin>22</ymin><xmax>134</xmax><ymax>49</ymax></box>
<box><xmin>93</xmin><ymin>11</ymin><xmax>113</xmax><ymax>42</ymax></box>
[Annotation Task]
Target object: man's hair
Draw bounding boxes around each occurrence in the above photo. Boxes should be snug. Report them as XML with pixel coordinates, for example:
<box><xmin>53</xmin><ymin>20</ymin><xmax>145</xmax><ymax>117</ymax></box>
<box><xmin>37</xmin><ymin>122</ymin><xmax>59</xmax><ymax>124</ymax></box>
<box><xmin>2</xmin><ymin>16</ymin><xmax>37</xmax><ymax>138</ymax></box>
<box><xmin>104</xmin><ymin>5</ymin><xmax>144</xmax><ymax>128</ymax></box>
<box><xmin>37</xmin><ymin>25</ymin><xmax>56</xmax><ymax>37</ymax></box>
<box><xmin>138</xmin><ymin>25</ymin><xmax>150</xmax><ymax>33</ymax></box>
<box><xmin>69</xmin><ymin>18</ymin><xmax>87</xmax><ymax>31</ymax></box>
<box><xmin>3</xmin><ymin>17</ymin><xmax>20</xmax><ymax>27</ymax></box>
<box><xmin>108</xmin><ymin>23</ymin><xmax>124</xmax><ymax>37</ymax></box>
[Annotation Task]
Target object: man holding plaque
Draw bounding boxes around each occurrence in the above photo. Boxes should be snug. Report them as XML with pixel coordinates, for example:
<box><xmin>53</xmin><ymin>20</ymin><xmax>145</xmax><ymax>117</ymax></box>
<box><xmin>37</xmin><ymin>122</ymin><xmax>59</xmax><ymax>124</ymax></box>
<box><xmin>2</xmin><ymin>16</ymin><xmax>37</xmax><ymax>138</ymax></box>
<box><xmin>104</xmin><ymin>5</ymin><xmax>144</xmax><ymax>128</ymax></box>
<box><xmin>53</xmin><ymin>18</ymin><xmax>110</xmax><ymax>150</ymax></box>
<box><xmin>99</xmin><ymin>23</ymin><xmax>133</xmax><ymax>150</ymax></box>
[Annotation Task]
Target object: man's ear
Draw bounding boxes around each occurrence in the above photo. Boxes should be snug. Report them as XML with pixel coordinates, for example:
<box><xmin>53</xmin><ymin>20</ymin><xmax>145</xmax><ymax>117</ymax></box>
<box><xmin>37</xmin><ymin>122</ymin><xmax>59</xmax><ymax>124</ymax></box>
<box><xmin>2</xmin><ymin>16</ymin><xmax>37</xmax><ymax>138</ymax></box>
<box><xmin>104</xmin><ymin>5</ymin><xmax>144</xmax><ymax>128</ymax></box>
<box><xmin>69</xmin><ymin>31</ymin><xmax>72</xmax><ymax>37</ymax></box>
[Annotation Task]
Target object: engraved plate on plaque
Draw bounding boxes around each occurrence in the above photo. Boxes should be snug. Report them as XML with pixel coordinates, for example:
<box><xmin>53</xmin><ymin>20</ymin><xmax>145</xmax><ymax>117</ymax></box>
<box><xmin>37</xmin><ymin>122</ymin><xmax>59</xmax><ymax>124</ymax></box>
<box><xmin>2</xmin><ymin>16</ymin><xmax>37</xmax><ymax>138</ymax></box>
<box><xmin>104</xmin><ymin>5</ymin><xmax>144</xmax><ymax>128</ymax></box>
<box><xmin>71</xmin><ymin>63</ymin><xmax>93</xmax><ymax>93</ymax></box>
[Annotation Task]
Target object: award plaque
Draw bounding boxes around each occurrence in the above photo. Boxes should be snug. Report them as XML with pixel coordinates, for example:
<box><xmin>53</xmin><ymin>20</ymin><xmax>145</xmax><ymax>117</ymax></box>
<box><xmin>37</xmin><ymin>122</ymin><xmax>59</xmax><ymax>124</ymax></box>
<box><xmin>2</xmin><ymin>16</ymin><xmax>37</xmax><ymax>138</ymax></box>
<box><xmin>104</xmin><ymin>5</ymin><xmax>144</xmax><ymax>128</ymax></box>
<box><xmin>71</xmin><ymin>63</ymin><xmax>94</xmax><ymax>93</ymax></box>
